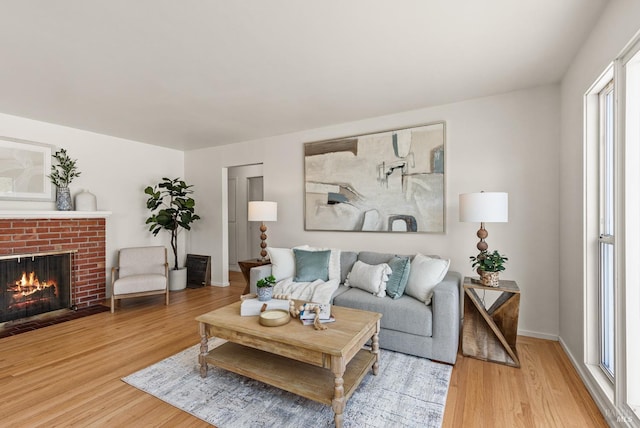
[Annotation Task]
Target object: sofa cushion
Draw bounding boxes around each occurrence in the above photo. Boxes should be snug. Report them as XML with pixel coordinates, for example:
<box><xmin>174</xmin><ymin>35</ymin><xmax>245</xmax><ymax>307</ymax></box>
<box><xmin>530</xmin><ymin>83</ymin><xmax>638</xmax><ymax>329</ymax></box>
<box><xmin>386</xmin><ymin>256</ymin><xmax>411</xmax><ymax>299</ymax></box>
<box><xmin>118</xmin><ymin>246</ymin><xmax>166</xmax><ymax>277</ymax></box>
<box><xmin>330</xmin><ymin>284</ymin><xmax>351</xmax><ymax>303</ymax></box>
<box><xmin>340</xmin><ymin>251</ymin><xmax>358</xmax><ymax>284</ymax></box>
<box><xmin>113</xmin><ymin>274</ymin><xmax>166</xmax><ymax>295</ymax></box>
<box><xmin>358</xmin><ymin>251</ymin><xmax>398</xmax><ymax>265</ymax></box>
<box><xmin>295</xmin><ymin>245</ymin><xmax>341</xmax><ymax>281</ymax></box>
<box><xmin>293</xmin><ymin>248</ymin><xmax>330</xmax><ymax>282</ymax></box>
<box><xmin>345</xmin><ymin>261</ymin><xmax>391</xmax><ymax>297</ymax></box>
<box><xmin>333</xmin><ymin>288</ymin><xmax>432</xmax><ymax>337</ymax></box>
<box><xmin>266</xmin><ymin>247</ymin><xmax>295</xmax><ymax>281</ymax></box>
<box><xmin>404</xmin><ymin>253</ymin><xmax>450</xmax><ymax>305</ymax></box>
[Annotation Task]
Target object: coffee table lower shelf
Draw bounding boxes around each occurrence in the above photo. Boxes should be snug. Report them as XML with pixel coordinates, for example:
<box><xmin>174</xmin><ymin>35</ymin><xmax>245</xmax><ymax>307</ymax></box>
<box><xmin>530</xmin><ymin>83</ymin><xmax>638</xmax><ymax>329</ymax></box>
<box><xmin>203</xmin><ymin>341</ymin><xmax>376</xmax><ymax>406</ymax></box>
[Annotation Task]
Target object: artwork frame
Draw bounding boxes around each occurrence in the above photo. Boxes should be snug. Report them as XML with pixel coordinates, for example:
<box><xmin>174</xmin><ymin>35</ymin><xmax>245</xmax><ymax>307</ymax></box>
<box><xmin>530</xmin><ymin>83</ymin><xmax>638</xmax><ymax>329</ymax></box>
<box><xmin>304</xmin><ymin>121</ymin><xmax>446</xmax><ymax>233</ymax></box>
<box><xmin>0</xmin><ymin>137</ymin><xmax>54</xmax><ymax>201</ymax></box>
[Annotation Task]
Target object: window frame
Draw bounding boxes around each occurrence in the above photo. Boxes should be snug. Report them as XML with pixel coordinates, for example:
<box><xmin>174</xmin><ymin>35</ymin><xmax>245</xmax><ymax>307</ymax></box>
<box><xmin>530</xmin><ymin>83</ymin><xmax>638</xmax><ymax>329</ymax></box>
<box><xmin>597</xmin><ymin>80</ymin><xmax>615</xmax><ymax>382</ymax></box>
<box><xmin>583</xmin><ymin>36</ymin><xmax>640</xmax><ymax>425</ymax></box>
<box><xmin>621</xmin><ymin>39</ymin><xmax>640</xmax><ymax>421</ymax></box>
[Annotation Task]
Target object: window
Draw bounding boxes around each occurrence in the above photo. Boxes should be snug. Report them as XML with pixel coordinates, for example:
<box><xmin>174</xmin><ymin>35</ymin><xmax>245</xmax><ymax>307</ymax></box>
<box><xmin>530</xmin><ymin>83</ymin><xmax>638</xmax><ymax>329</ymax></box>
<box><xmin>585</xmin><ymin>39</ymin><xmax>640</xmax><ymax>425</ymax></box>
<box><xmin>598</xmin><ymin>81</ymin><xmax>615</xmax><ymax>380</ymax></box>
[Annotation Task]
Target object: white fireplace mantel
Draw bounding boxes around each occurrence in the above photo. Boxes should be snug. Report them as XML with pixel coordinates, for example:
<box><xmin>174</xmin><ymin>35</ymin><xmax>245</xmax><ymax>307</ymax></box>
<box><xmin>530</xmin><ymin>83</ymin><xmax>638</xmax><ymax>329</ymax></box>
<box><xmin>0</xmin><ymin>210</ymin><xmax>112</xmax><ymax>219</ymax></box>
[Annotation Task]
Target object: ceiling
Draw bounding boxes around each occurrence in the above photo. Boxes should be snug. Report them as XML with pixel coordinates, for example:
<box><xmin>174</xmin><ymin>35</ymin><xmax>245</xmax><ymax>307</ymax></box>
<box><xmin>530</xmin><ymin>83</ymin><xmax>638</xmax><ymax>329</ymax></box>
<box><xmin>0</xmin><ymin>1</ymin><xmax>608</xmax><ymax>151</ymax></box>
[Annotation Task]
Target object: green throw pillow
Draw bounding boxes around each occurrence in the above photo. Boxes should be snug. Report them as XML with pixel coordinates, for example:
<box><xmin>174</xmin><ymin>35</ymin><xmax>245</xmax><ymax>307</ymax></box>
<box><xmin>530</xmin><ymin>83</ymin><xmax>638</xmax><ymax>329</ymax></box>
<box><xmin>293</xmin><ymin>249</ymin><xmax>331</xmax><ymax>282</ymax></box>
<box><xmin>386</xmin><ymin>256</ymin><xmax>411</xmax><ymax>299</ymax></box>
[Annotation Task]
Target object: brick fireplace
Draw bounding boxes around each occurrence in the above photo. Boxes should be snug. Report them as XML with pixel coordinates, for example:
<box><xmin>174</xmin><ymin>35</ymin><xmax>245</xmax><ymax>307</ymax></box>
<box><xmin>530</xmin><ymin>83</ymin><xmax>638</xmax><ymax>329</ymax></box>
<box><xmin>0</xmin><ymin>215</ymin><xmax>108</xmax><ymax>310</ymax></box>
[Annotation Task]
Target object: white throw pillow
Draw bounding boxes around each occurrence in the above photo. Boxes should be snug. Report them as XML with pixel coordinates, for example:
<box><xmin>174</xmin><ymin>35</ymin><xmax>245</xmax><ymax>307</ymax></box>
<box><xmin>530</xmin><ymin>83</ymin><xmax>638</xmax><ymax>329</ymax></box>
<box><xmin>266</xmin><ymin>247</ymin><xmax>295</xmax><ymax>281</ymax></box>
<box><xmin>345</xmin><ymin>260</ymin><xmax>392</xmax><ymax>297</ymax></box>
<box><xmin>404</xmin><ymin>253</ymin><xmax>450</xmax><ymax>305</ymax></box>
<box><xmin>294</xmin><ymin>245</ymin><xmax>341</xmax><ymax>282</ymax></box>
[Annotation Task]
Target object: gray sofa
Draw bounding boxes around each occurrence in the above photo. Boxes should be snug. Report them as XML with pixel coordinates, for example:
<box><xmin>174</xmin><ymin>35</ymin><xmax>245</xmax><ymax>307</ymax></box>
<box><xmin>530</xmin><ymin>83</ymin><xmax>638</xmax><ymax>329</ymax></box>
<box><xmin>250</xmin><ymin>250</ymin><xmax>462</xmax><ymax>364</ymax></box>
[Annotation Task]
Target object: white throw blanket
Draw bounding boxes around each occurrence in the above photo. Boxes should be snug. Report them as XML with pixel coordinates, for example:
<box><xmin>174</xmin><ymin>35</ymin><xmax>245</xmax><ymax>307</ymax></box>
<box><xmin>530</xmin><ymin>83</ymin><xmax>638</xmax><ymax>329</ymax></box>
<box><xmin>273</xmin><ymin>277</ymin><xmax>339</xmax><ymax>304</ymax></box>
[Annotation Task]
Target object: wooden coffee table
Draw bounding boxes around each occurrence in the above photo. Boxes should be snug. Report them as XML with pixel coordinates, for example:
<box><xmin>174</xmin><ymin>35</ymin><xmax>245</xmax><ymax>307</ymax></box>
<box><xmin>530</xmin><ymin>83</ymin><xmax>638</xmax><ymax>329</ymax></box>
<box><xmin>196</xmin><ymin>301</ymin><xmax>382</xmax><ymax>427</ymax></box>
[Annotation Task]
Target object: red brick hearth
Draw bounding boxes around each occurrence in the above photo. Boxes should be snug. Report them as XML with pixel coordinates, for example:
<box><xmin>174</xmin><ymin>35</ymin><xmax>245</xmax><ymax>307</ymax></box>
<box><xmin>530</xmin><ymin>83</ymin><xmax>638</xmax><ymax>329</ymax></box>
<box><xmin>0</xmin><ymin>218</ymin><xmax>106</xmax><ymax>308</ymax></box>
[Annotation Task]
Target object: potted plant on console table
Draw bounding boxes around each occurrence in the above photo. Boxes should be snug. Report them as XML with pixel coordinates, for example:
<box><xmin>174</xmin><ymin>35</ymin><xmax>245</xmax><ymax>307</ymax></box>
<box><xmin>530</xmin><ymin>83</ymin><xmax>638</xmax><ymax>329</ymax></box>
<box><xmin>145</xmin><ymin>177</ymin><xmax>200</xmax><ymax>291</ymax></box>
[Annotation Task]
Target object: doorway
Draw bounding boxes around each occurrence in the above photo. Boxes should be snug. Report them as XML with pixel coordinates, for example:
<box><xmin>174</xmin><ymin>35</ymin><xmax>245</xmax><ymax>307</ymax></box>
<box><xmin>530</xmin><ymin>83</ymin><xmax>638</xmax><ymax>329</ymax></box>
<box><xmin>227</xmin><ymin>164</ymin><xmax>263</xmax><ymax>271</ymax></box>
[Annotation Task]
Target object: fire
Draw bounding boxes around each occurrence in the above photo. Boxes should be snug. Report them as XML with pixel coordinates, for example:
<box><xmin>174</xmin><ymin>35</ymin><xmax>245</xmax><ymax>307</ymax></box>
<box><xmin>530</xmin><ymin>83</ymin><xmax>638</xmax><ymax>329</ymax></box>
<box><xmin>11</xmin><ymin>272</ymin><xmax>58</xmax><ymax>299</ymax></box>
<box><xmin>17</xmin><ymin>271</ymin><xmax>40</xmax><ymax>287</ymax></box>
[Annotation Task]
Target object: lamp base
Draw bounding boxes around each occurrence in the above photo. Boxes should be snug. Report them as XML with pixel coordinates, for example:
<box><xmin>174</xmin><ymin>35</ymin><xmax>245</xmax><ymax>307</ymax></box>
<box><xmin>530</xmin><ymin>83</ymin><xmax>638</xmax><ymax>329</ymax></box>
<box><xmin>259</xmin><ymin>223</ymin><xmax>268</xmax><ymax>260</ymax></box>
<box><xmin>476</xmin><ymin>222</ymin><xmax>489</xmax><ymax>252</ymax></box>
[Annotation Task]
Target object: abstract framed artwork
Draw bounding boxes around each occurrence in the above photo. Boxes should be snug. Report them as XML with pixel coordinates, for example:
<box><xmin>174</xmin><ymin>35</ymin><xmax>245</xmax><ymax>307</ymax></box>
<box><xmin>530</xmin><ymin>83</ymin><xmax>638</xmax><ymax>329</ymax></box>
<box><xmin>0</xmin><ymin>137</ymin><xmax>54</xmax><ymax>201</ymax></box>
<box><xmin>304</xmin><ymin>122</ymin><xmax>446</xmax><ymax>233</ymax></box>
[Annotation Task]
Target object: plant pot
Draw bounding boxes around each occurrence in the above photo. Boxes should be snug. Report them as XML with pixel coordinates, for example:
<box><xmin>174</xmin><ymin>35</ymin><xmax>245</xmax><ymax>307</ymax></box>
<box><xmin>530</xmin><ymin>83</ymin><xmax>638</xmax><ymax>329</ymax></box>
<box><xmin>257</xmin><ymin>286</ymin><xmax>273</xmax><ymax>302</ymax></box>
<box><xmin>169</xmin><ymin>268</ymin><xmax>187</xmax><ymax>291</ymax></box>
<box><xmin>56</xmin><ymin>187</ymin><xmax>73</xmax><ymax>211</ymax></box>
<box><xmin>480</xmin><ymin>271</ymin><xmax>500</xmax><ymax>287</ymax></box>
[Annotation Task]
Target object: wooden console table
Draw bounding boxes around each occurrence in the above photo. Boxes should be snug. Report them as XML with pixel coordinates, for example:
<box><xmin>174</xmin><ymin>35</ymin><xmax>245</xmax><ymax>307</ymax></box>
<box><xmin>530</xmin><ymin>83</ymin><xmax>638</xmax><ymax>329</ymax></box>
<box><xmin>462</xmin><ymin>277</ymin><xmax>521</xmax><ymax>367</ymax></box>
<box><xmin>237</xmin><ymin>258</ymin><xmax>271</xmax><ymax>295</ymax></box>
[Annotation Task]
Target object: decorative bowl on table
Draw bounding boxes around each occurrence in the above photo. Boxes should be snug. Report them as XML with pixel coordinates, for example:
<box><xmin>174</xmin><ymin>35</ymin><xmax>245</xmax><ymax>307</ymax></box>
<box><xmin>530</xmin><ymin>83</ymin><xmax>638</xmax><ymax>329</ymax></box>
<box><xmin>259</xmin><ymin>309</ymin><xmax>291</xmax><ymax>327</ymax></box>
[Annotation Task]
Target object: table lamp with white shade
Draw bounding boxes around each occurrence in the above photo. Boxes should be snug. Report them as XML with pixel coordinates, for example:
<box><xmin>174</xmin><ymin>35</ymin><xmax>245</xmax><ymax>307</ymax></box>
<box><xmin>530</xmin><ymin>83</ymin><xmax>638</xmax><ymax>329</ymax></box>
<box><xmin>459</xmin><ymin>192</ymin><xmax>508</xmax><ymax>253</ymax></box>
<box><xmin>248</xmin><ymin>201</ymin><xmax>278</xmax><ymax>261</ymax></box>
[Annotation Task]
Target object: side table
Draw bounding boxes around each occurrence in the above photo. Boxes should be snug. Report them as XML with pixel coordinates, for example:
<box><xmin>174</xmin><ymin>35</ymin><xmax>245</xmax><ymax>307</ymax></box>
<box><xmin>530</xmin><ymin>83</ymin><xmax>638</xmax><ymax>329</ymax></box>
<box><xmin>462</xmin><ymin>276</ymin><xmax>521</xmax><ymax>367</ymax></box>
<box><xmin>237</xmin><ymin>259</ymin><xmax>271</xmax><ymax>295</ymax></box>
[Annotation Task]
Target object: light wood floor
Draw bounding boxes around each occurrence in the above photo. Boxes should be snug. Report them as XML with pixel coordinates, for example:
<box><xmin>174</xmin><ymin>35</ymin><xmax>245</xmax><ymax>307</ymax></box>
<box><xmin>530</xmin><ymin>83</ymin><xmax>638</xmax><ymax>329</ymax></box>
<box><xmin>0</xmin><ymin>271</ymin><xmax>606</xmax><ymax>427</ymax></box>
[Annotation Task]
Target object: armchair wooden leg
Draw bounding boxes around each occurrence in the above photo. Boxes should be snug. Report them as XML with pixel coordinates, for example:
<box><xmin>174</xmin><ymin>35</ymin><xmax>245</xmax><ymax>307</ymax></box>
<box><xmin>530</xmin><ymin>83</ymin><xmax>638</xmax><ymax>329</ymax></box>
<box><xmin>111</xmin><ymin>295</ymin><xmax>115</xmax><ymax>313</ymax></box>
<box><xmin>165</xmin><ymin>290</ymin><xmax>169</xmax><ymax>306</ymax></box>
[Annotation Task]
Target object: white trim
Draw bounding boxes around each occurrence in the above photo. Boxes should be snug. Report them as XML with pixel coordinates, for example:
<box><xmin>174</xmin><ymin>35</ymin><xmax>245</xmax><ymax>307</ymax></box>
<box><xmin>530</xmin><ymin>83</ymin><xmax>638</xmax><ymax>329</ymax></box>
<box><xmin>583</xmin><ymin>63</ymin><xmax>614</xmax><ymax>380</ymax></box>
<box><xmin>613</xmin><ymin>53</ymin><xmax>628</xmax><ymax>417</ymax></box>
<box><xmin>621</xmin><ymin>40</ymin><xmax>640</xmax><ymax>422</ymax></box>
<box><xmin>559</xmin><ymin>337</ymin><xmax>620</xmax><ymax>426</ymax></box>
<box><xmin>517</xmin><ymin>329</ymin><xmax>558</xmax><ymax>341</ymax></box>
<box><xmin>210</xmin><ymin>281</ymin><xmax>230</xmax><ymax>287</ymax></box>
<box><xmin>0</xmin><ymin>210</ymin><xmax>112</xmax><ymax>219</ymax></box>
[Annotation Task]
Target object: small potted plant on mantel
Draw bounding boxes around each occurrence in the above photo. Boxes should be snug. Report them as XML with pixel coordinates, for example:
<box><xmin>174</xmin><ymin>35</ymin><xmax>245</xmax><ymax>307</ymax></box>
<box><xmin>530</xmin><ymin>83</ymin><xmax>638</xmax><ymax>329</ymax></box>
<box><xmin>145</xmin><ymin>177</ymin><xmax>200</xmax><ymax>291</ymax></box>
<box><xmin>256</xmin><ymin>275</ymin><xmax>276</xmax><ymax>301</ymax></box>
<box><xmin>48</xmin><ymin>148</ymin><xmax>81</xmax><ymax>211</ymax></box>
<box><xmin>470</xmin><ymin>250</ymin><xmax>508</xmax><ymax>287</ymax></box>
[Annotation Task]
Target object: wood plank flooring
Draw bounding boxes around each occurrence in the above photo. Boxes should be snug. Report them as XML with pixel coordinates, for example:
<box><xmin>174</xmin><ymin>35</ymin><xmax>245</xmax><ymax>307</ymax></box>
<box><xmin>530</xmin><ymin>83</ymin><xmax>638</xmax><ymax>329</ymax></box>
<box><xmin>0</xmin><ymin>271</ymin><xmax>606</xmax><ymax>427</ymax></box>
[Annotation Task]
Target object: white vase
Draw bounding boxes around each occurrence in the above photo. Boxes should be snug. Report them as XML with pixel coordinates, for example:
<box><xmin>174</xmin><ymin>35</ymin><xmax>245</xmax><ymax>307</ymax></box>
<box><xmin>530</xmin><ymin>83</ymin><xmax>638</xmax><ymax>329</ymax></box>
<box><xmin>169</xmin><ymin>268</ymin><xmax>187</xmax><ymax>291</ymax></box>
<box><xmin>75</xmin><ymin>189</ymin><xmax>97</xmax><ymax>211</ymax></box>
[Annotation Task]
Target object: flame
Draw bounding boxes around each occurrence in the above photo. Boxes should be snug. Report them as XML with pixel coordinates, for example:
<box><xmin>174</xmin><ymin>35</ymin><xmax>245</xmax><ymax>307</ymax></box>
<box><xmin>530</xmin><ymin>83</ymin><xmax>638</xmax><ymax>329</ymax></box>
<box><xmin>11</xmin><ymin>271</ymin><xmax>58</xmax><ymax>299</ymax></box>
<box><xmin>17</xmin><ymin>271</ymin><xmax>39</xmax><ymax>286</ymax></box>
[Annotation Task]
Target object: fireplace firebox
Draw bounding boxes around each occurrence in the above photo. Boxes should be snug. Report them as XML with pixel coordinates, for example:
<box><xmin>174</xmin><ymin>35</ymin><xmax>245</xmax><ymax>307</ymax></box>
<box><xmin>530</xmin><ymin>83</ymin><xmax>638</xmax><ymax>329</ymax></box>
<box><xmin>0</xmin><ymin>251</ymin><xmax>73</xmax><ymax>324</ymax></box>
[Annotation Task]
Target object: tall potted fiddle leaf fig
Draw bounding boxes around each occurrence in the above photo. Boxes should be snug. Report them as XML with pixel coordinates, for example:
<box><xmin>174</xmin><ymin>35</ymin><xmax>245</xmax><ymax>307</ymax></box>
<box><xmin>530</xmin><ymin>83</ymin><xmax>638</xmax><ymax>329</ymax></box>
<box><xmin>145</xmin><ymin>177</ymin><xmax>200</xmax><ymax>289</ymax></box>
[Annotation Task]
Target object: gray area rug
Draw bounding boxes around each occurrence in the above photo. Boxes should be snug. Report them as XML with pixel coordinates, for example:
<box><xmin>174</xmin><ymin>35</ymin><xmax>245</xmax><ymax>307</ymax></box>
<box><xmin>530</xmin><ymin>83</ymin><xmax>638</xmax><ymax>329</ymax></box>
<box><xmin>122</xmin><ymin>340</ymin><xmax>452</xmax><ymax>427</ymax></box>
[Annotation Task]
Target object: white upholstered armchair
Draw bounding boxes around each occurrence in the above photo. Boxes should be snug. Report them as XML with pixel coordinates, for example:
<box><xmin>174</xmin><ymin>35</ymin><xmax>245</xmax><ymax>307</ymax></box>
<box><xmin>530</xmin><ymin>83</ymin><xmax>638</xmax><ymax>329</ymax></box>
<box><xmin>111</xmin><ymin>246</ymin><xmax>169</xmax><ymax>313</ymax></box>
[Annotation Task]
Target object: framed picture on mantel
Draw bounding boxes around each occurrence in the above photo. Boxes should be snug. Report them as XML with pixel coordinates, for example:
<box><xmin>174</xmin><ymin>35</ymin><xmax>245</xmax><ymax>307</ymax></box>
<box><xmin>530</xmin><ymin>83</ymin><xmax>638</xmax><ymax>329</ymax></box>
<box><xmin>303</xmin><ymin>122</ymin><xmax>446</xmax><ymax>233</ymax></box>
<box><xmin>0</xmin><ymin>137</ymin><xmax>54</xmax><ymax>201</ymax></box>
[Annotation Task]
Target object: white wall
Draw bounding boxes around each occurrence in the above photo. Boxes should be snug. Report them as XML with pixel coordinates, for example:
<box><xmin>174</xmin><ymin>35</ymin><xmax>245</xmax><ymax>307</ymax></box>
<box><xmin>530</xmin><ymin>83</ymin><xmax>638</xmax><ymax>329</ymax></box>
<box><xmin>0</xmin><ymin>112</ymin><xmax>184</xmax><ymax>292</ymax></box>
<box><xmin>559</xmin><ymin>1</ymin><xmax>640</xmax><ymax>365</ymax></box>
<box><xmin>186</xmin><ymin>85</ymin><xmax>561</xmax><ymax>338</ymax></box>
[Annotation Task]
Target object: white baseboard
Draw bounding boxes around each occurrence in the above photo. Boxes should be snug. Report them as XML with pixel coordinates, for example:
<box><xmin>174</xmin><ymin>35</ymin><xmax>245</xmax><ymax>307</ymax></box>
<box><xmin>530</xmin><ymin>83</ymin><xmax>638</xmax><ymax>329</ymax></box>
<box><xmin>558</xmin><ymin>337</ymin><xmax>638</xmax><ymax>427</ymax></box>
<box><xmin>518</xmin><ymin>329</ymin><xmax>558</xmax><ymax>341</ymax></box>
<box><xmin>210</xmin><ymin>282</ymin><xmax>230</xmax><ymax>287</ymax></box>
